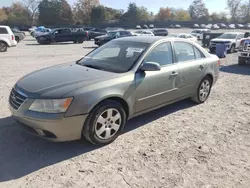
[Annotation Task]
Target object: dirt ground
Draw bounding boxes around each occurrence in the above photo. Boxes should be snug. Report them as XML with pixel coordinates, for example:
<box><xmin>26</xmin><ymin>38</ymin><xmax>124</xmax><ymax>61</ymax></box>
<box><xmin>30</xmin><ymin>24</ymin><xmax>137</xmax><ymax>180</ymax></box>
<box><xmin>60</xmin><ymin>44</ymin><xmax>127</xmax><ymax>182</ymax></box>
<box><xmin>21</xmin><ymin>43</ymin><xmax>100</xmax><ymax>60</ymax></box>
<box><xmin>0</xmin><ymin>31</ymin><xmax>250</xmax><ymax>188</ymax></box>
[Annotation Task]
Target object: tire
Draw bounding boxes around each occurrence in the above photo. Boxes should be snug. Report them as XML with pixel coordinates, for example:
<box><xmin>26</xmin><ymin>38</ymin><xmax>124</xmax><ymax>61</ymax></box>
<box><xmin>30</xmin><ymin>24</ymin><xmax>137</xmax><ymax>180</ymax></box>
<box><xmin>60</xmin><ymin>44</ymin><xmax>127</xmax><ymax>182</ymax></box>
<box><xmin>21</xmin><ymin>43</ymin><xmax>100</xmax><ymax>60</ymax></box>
<box><xmin>77</xmin><ymin>38</ymin><xmax>84</xmax><ymax>44</ymax></box>
<box><xmin>192</xmin><ymin>76</ymin><xmax>212</xmax><ymax>104</ymax></box>
<box><xmin>83</xmin><ymin>100</ymin><xmax>127</xmax><ymax>145</ymax></box>
<box><xmin>0</xmin><ymin>41</ymin><xmax>8</xmax><ymax>52</ymax></box>
<box><xmin>229</xmin><ymin>44</ymin><xmax>235</xmax><ymax>54</ymax></box>
<box><xmin>15</xmin><ymin>36</ymin><xmax>20</xmax><ymax>43</ymax></box>
<box><xmin>238</xmin><ymin>57</ymin><xmax>246</xmax><ymax>65</ymax></box>
<box><xmin>73</xmin><ymin>40</ymin><xmax>77</xmax><ymax>44</ymax></box>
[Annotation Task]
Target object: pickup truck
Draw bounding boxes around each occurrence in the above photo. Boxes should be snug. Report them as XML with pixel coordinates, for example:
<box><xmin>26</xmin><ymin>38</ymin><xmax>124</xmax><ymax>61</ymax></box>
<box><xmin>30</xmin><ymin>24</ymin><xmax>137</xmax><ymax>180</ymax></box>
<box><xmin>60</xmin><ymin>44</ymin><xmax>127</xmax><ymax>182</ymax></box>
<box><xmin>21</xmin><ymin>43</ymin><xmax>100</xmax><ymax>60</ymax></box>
<box><xmin>35</xmin><ymin>28</ymin><xmax>88</xmax><ymax>44</ymax></box>
<box><xmin>0</xmin><ymin>25</ymin><xmax>17</xmax><ymax>52</ymax></box>
<box><xmin>209</xmin><ymin>32</ymin><xmax>244</xmax><ymax>53</ymax></box>
<box><xmin>238</xmin><ymin>37</ymin><xmax>250</xmax><ymax>65</ymax></box>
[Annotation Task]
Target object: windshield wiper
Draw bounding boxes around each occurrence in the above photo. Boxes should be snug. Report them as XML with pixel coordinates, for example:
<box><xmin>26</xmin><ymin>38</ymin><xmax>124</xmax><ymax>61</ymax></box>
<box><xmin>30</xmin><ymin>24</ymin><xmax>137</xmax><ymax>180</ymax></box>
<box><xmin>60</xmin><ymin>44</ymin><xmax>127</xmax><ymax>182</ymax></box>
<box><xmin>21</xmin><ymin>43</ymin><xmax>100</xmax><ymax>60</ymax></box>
<box><xmin>83</xmin><ymin>64</ymin><xmax>103</xmax><ymax>70</ymax></box>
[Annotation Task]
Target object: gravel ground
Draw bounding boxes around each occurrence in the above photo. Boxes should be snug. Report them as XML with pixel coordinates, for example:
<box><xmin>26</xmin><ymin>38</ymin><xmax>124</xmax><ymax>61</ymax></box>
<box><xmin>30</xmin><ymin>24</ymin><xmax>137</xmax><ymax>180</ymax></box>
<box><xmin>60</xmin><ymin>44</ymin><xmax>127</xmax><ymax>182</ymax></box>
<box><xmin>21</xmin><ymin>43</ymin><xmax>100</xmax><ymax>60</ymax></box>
<box><xmin>0</xmin><ymin>31</ymin><xmax>250</xmax><ymax>188</ymax></box>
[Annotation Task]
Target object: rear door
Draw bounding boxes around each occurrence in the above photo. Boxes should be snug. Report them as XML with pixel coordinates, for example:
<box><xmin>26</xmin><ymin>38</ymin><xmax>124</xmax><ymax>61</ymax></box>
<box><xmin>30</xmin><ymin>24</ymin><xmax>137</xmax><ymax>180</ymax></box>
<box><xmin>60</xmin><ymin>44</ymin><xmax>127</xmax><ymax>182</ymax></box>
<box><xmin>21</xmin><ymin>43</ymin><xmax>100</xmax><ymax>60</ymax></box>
<box><xmin>0</xmin><ymin>27</ymin><xmax>10</xmax><ymax>44</ymax></box>
<box><xmin>173</xmin><ymin>41</ymin><xmax>206</xmax><ymax>97</ymax></box>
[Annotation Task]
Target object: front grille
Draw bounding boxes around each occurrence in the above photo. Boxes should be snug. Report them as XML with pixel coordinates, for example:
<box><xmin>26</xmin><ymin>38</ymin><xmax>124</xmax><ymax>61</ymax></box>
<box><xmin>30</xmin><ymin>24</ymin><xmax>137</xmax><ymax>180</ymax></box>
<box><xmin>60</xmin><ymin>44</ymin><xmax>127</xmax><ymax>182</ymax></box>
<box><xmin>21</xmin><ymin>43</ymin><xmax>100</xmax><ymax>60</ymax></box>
<box><xmin>9</xmin><ymin>88</ymin><xmax>26</xmax><ymax>110</ymax></box>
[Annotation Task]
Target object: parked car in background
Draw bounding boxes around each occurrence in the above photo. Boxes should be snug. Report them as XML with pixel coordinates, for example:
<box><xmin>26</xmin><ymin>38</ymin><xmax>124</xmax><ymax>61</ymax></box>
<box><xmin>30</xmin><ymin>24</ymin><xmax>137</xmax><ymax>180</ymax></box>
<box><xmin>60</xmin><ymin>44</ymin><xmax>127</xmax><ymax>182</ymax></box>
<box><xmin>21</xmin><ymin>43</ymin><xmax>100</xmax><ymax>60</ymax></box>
<box><xmin>211</xmin><ymin>24</ymin><xmax>220</xmax><ymax>30</ymax></box>
<box><xmin>12</xmin><ymin>29</ymin><xmax>25</xmax><ymax>43</ymax></box>
<box><xmin>205</xmin><ymin>24</ymin><xmax>212</xmax><ymax>29</ymax></box>
<box><xmin>133</xmin><ymin>30</ymin><xmax>154</xmax><ymax>36</ymax></box>
<box><xmin>238</xmin><ymin>37</ymin><xmax>250</xmax><ymax>65</ymax></box>
<box><xmin>0</xmin><ymin>25</ymin><xmax>17</xmax><ymax>52</ymax></box>
<box><xmin>94</xmin><ymin>30</ymin><xmax>133</xmax><ymax>46</ymax></box>
<box><xmin>244</xmin><ymin>24</ymin><xmax>250</xmax><ymax>29</ymax></box>
<box><xmin>12</xmin><ymin>28</ymin><xmax>25</xmax><ymax>36</ymax></box>
<box><xmin>168</xmin><ymin>33</ymin><xmax>198</xmax><ymax>42</ymax></box>
<box><xmin>209</xmin><ymin>32</ymin><xmax>244</xmax><ymax>53</ymax></box>
<box><xmin>193</xmin><ymin>24</ymin><xmax>200</xmax><ymax>28</ymax></box>
<box><xmin>191</xmin><ymin>29</ymin><xmax>211</xmax><ymax>40</ymax></box>
<box><xmin>9</xmin><ymin>37</ymin><xmax>220</xmax><ymax>144</ymax></box>
<box><xmin>228</xmin><ymin>24</ymin><xmax>236</xmax><ymax>29</ymax></box>
<box><xmin>136</xmin><ymin>25</ymin><xmax>142</xmax><ymax>29</ymax></box>
<box><xmin>200</xmin><ymin>24</ymin><xmax>206</xmax><ymax>28</ymax></box>
<box><xmin>143</xmin><ymin>25</ymin><xmax>148</xmax><ymax>29</ymax></box>
<box><xmin>236</xmin><ymin>24</ymin><xmax>244</xmax><ymax>29</ymax></box>
<box><xmin>169</xmin><ymin>24</ymin><xmax>175</xmax><ymax>28</ymax></box>
<box><xmin>175</xmin><ymin>24</ymin><xmax>181</xmax><ymax>28</ymax></box>
<box><xmin>149</xmin><ymin>24</ymin><xmax>154</xmax><ymax>28</ymax></box>
<box><xmin>32</xmin><ymin>28</ymin><xmax>51</xmax><ymax>38</ymax></box>
<box><xmin>105</xmin><ymin>27</ymin><xmax>124</xmax><ymax>31</ymax></box>
<box><xmin>36</xmin><ymin>28</ymin><xmax>88</xmax><ymax>44</ymax></box>
<box><xmin>218</xmin><ymin>23</ymin><xmax>227</xmax><ymax>29</ymax></box>
<box><xmin>82</xmin><ymin>27</ymin><xmax>95</xmax><ymax>31</ymax></box>
<box><xmin>153</xmin><ymin>28</ymin><xmax>168</xmax><ymax>36</ymax></box>
<box><xmin>88</xmin><ymin>28</ymin><xmax>107</xmax><ymax>40</ymax></box>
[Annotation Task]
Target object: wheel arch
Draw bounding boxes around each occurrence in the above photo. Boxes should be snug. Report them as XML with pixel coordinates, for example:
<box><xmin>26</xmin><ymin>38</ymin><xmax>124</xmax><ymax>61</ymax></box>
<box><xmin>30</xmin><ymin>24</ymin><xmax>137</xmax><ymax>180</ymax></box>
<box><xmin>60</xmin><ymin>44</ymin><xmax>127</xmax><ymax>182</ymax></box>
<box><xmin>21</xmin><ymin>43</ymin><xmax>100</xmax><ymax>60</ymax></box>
<box><xmin>89</xmin><ymin>96</ymin><xmax>130</xmax><ymax>119</ymax></box>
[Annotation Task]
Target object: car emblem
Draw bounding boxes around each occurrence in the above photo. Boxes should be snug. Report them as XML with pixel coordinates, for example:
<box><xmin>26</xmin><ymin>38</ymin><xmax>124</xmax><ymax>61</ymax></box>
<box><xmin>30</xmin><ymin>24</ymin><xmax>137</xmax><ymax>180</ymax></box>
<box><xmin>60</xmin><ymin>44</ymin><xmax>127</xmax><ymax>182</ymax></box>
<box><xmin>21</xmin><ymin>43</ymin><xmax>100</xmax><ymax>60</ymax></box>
<box><xmin>11</xmin><ymin>94</ymin><xmax>16</xmax><ymax>101</ymax></box>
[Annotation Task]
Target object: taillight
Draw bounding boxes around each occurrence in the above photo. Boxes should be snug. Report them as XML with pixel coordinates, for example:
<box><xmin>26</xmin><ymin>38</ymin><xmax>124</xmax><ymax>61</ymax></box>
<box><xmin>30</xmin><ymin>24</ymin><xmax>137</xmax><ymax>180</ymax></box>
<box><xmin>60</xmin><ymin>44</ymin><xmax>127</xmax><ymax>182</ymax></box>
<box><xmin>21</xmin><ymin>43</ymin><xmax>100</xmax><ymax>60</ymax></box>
<box><xmin>86</xmin><ymin>31</ymin><xmax>88</xmax><ymax>37</ymax></box>
<box><xmin>218</xmin><ymin>60</ymin><xmax>221</xmax><ymax>66</ymax></box>
<box><xmin>12</xmin><ymin>35</ymin><xmax>14</xmax><ymax>40</ymax></box>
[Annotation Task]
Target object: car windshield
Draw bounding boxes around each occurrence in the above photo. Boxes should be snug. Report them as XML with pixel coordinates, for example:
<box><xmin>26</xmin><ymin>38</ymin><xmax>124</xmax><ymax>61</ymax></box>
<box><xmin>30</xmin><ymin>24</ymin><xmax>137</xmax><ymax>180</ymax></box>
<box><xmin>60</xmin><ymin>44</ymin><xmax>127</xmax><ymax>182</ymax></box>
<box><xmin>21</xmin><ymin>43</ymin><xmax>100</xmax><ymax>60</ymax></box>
<box><xmin>107</xmin><ymin>31</ymin><xmax>118</xmax><ymax>37</ymax></box>
<box><xmin>218</xmin><ymin>33</ymin><xmax>237</xmax><ymax>39</ymax></box>
<box><xmin>78</xmin><ymin>41</ymin><xmax>149</xmax><ymax>73</ymax></box>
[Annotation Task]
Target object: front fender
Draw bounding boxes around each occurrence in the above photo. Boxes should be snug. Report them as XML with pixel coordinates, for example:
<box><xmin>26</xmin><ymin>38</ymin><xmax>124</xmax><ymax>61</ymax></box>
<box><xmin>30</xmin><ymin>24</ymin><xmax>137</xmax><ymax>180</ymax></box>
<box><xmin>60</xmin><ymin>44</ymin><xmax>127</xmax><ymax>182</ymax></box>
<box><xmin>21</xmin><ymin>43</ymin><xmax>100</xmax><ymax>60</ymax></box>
<box><xmin>64</xmin><ymin>74</ymin><xmax>136</xmax><ymax>117</ymax></box>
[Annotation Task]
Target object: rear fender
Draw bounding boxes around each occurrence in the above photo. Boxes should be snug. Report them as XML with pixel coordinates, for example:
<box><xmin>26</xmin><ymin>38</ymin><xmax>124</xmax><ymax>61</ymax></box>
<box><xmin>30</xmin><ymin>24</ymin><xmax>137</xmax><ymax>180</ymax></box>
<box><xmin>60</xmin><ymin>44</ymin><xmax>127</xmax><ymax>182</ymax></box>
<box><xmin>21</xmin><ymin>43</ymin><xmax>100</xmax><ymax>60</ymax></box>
<box><xmin>0</xmin><ymin>37</ymin><xmax>11</xmax><ymax>47</ymax></box>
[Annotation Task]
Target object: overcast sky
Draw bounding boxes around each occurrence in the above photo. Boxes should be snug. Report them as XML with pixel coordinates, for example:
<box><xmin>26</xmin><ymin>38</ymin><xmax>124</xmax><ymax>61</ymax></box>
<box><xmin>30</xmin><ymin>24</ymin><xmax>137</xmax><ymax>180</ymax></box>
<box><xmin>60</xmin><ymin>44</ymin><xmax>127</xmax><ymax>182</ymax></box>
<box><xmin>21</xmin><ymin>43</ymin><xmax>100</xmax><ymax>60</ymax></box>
<box><xmin>0</xmin><ymin>0</ymin><xmax>228</xmax><ymax>14</ymax></box>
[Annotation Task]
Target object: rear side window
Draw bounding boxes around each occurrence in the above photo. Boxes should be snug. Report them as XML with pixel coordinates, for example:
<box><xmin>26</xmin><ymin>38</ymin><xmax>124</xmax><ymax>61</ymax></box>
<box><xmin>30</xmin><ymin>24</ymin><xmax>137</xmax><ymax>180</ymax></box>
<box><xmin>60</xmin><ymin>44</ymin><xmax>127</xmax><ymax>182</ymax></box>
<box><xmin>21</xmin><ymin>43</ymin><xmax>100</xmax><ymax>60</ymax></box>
<box><xmin>194</xmin><ymin>47</ymin><xmax>205</xmax><ymax>59</ymax></box>
<box><xmin>0</xmin><ymin>28</ymin><xmax>8</xmax><ymax>34</ymax></box>
<box><xmin>174</xmin><ymin>42</ymin><xmax>195</xmax><ymax>62</ymax></box>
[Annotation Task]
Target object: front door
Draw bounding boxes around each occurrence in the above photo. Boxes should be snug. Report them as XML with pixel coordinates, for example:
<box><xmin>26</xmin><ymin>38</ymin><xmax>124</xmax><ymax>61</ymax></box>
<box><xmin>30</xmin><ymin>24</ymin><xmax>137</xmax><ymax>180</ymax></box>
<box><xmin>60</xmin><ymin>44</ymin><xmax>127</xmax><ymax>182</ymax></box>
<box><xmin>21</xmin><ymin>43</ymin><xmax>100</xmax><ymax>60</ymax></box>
<box><xmin>135</xmin><ymin>42</ymin><xmax>180</xmax><ymax>113</ymax></box>
<box><xmin>173</xmin><ymin>41</ymin><xmax>205</xmax><ymax>97</ymax></box>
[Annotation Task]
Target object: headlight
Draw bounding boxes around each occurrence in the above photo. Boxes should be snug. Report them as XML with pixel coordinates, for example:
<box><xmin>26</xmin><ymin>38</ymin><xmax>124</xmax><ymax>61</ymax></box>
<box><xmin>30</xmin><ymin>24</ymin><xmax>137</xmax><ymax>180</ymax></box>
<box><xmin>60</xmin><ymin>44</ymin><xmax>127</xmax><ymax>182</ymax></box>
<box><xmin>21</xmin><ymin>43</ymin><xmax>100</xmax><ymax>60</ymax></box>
<box><xmin>29</xmin><ymin>98</ymin><xmax>73</xmax><ymax>113</ymax></box>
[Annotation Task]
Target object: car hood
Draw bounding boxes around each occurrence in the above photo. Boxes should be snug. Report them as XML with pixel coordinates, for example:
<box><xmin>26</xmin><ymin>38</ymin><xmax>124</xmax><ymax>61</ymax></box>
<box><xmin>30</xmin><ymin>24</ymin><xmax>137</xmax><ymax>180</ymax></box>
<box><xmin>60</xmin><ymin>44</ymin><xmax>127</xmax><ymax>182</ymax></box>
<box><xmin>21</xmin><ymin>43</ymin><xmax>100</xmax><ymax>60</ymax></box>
<box><xmin>15</xmin><ymin>63</ymin><xmax>118</xmax><ymax>98</ymax></box>
<box><xmin>211</xmin><ymin>38</ymin><xmax>234</xmax><ymax>42</ymax></box>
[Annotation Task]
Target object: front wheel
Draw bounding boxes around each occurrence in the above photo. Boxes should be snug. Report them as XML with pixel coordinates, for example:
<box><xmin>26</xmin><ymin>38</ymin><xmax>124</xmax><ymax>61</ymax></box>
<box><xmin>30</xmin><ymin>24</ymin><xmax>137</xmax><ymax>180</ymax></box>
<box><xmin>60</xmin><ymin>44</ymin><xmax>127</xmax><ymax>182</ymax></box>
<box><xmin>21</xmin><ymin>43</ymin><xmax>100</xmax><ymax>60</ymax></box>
<box><xmin>0</xmin><ymin>41</ymin><xmax>8</xmax><ymax>52</ymax></box>
<box><xmin>15</xmin><ymin>36</ymin><xmax>20</xmax><ymax>43</ymax></box>
<box><xmin>192</xmin><ymin>76</ymin><xmax>212</xmax><ymax>104</ymax></box>
<box><xmin>83</xmin><ymin>100</ymin><xmax>127</xmax><ymax>145</ymax></box>
<box><xmin>229</xmin><ymin>44</ymin><xmax>235</xmax><ymax>54</ymax></box>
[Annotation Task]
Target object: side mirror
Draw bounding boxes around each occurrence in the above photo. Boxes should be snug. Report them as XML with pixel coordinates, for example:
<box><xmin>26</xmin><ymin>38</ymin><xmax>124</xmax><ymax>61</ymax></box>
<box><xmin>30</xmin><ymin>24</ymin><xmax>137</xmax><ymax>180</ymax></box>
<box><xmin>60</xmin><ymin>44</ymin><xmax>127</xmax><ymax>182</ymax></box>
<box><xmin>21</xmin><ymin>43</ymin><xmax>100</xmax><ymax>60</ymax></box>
<box><xmin>54</xmin><ymin>31</ymin><xmax>58</xmax><ymax>35</ymax></box>
<box><xmin>140</xmin><ymin>62</ymin><xmax>161</xmax><ymax>71</ymax></box>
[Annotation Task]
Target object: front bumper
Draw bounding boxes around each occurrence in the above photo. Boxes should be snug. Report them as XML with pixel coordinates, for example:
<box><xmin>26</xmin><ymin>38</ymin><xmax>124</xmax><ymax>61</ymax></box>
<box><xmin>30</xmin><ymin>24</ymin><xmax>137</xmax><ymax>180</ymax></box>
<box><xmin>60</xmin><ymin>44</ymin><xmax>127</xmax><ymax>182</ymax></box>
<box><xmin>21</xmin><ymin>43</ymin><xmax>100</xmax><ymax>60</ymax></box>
<box><xmin>9</xmin><ymin>94</ymin><xmax>88</xmax><ymax>142</ymax></box>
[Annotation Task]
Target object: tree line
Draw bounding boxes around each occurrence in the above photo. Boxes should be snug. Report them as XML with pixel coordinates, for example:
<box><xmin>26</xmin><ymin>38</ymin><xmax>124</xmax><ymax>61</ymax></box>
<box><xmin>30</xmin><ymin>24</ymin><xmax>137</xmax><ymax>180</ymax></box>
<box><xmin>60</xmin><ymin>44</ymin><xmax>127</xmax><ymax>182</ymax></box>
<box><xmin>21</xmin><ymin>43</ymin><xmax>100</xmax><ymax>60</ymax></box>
<box><xmin>0</xmin><ymin>0</ymin><xmax>249</xmax><ymax>27</ymax></box>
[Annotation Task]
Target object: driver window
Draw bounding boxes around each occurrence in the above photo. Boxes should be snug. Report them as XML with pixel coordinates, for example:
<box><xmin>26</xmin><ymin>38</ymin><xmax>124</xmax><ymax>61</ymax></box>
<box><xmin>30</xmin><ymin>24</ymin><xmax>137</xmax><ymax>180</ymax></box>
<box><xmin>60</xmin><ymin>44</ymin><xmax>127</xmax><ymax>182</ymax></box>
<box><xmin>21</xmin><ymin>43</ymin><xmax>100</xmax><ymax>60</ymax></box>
<box><xmin>143</xmin><ymin>42</ymin><xmax>173</xmax><ymax>66</ymax></box>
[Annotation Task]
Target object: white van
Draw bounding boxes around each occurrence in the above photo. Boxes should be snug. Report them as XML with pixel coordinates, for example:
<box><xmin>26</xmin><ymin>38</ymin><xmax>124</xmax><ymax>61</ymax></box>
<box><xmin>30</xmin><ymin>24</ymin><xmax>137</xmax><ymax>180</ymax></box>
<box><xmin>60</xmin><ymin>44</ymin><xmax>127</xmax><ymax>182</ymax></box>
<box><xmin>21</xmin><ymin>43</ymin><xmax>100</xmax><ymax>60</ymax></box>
<box><xmin>0</xmin><ymin>25</ymin><xmax>17</xmax><ymax>52</ymax></box>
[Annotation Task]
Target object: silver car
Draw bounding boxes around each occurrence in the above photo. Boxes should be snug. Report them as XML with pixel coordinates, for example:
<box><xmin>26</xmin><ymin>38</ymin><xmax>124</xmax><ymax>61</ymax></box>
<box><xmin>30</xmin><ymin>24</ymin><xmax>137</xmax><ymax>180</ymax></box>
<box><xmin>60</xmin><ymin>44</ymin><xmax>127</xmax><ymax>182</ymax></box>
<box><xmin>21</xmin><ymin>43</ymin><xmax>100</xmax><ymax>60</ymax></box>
<box><xmin>9</xmin><ymin>37</ymin><xmax>220</xmax><ymax>145</ymax></box>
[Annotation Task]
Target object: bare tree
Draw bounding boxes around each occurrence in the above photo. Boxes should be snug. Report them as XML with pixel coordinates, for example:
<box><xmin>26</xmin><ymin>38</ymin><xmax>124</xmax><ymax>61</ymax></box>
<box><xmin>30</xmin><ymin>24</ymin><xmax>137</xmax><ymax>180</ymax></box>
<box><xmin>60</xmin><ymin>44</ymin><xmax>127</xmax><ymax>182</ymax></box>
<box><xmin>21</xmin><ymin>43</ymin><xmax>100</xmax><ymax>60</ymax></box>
<box><xmin>22</xmin><ymin>0</ymin><xmax>40</xmax><ymax>25</ymax></box>
<box><xmin>227</xmin><ymin>0</ymin><xmax>242</xmax><ymax>21</ymax></box>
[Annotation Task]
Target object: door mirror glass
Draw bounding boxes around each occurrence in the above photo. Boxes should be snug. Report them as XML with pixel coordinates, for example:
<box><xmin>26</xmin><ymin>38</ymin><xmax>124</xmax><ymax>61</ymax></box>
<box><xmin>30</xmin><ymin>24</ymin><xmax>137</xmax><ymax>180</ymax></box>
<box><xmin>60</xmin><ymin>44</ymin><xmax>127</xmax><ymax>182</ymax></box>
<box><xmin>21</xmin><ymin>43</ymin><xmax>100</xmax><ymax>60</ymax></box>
<box><xmin>140</xmin><ymin>62</ymin><xmax>161</xmax><ymax>71</ymax></box>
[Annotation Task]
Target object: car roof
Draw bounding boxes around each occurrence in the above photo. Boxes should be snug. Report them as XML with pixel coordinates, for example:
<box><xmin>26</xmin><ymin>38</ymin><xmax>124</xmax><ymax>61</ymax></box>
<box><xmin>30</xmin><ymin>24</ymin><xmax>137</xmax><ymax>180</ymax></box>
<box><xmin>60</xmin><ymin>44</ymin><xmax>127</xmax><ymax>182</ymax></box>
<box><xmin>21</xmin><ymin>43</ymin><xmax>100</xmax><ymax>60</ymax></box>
<box><xmin>114</xmin><ymin>36</ymin><xmax>192</xmax><ymax>44</ymax></box>
<box><xmin>223</xmin><ymin>32</ymin><xmax>244</xmax><ymax>34</ymax></box>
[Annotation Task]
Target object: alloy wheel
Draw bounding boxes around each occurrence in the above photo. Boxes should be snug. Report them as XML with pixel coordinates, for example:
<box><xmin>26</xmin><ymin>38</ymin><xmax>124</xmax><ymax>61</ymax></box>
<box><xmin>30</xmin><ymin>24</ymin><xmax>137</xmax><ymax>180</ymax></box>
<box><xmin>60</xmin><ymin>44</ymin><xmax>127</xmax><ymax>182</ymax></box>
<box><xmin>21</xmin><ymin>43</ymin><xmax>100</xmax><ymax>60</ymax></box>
<box><xmin>95</xmin><ymin>108</ymin><xmax>122</xmax><ymax>140</ymax></box>
<box><xmin>199</xmin><ymin>80</ymin><xmax>211</xmax><ymax>102</ymax></box>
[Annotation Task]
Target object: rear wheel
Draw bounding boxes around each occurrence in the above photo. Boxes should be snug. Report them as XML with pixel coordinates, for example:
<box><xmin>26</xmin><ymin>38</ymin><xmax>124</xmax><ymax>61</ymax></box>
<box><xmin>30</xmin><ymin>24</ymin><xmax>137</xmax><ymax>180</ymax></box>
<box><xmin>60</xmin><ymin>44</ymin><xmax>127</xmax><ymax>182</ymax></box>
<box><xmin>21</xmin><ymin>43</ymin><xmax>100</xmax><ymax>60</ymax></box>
<box><xmin>77</xmin><ymin>38</ymin><xmax>84</xmax><ymax>44</ymax></box>
<box><xmin>192</xmin><ymin>76</ymin><xmax>212</xmax><ymax>104</ymax></box>
<box><xmin>238</xmin><ymin>57</ymin><xmax>247</xmax><ymax>65</ymax></box>
<box><xmin>83</xmin><ymin>100</ymin><xmax>126</xmax><ymax>145</ymax></box>
<box><xmin>0</xmin><ymin>41</ymin><xmax>8</xmax><ymax>52</ymax></box>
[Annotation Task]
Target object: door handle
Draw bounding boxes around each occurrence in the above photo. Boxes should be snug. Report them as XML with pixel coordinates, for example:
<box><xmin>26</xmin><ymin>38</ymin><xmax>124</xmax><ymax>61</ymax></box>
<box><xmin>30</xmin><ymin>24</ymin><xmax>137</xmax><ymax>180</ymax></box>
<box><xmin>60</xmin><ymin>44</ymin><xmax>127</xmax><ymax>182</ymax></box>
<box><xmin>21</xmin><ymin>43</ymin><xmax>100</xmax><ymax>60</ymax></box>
<box><xmin>170</xmin><ymin>72</ymin><xmax>178</xmax><ymax>76</ymax></box>
<box><xmin>199</xmin><ymin>65</ymin><xmax>204</xmax><ymax>70</ymax></box>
